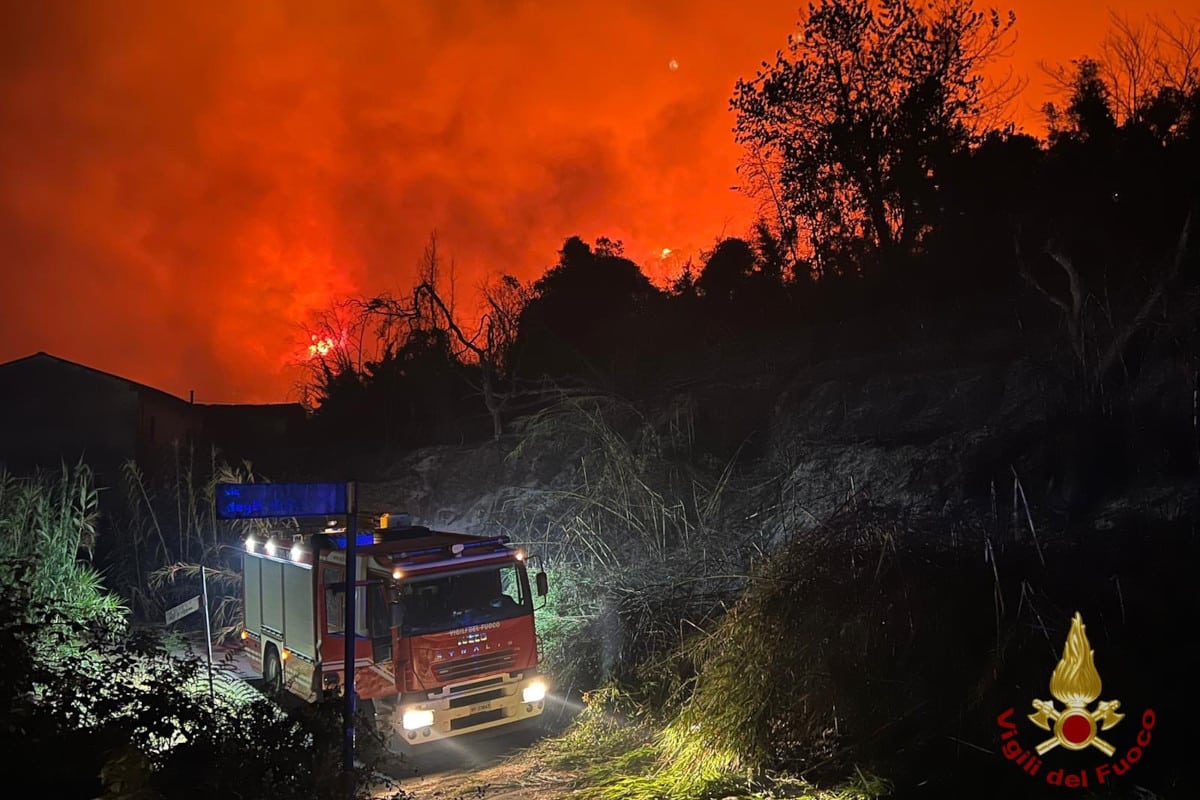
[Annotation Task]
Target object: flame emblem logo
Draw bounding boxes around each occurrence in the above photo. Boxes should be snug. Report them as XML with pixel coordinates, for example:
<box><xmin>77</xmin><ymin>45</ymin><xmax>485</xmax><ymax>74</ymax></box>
<box><xmin>1029</xmin><ymin>612</ymin><xmax>1125</xmax><ymax>756</ymax></box>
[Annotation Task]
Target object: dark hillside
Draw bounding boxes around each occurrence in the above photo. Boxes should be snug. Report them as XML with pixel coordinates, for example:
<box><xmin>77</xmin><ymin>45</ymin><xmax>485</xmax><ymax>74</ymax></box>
<box><xmin>349</xmin><ymin>304</ymin><xmax>1197</xmax><ymax>797</ymax></box>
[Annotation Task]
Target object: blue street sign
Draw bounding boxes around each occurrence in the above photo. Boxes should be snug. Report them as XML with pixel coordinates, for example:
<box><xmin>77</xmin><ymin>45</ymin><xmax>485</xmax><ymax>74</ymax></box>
<box><xmin>215</xmin><ymin>482</ymin><xmax>348</xmax><ymax>519</ymax></box>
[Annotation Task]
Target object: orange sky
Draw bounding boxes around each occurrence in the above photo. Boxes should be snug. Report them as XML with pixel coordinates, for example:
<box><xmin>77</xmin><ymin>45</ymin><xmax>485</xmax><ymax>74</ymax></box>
<box><xmin>2</xmin><ymin>0</ymin><xmax>1197</xmax><ymax>402</ymax></box>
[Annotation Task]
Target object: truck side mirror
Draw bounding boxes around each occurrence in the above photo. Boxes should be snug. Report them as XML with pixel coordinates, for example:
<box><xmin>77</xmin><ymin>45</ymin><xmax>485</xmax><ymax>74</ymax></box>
<box><xmin>535</xmin><ymin>571</ymin><xmax>548</xmax><ymax>598</ymax></box>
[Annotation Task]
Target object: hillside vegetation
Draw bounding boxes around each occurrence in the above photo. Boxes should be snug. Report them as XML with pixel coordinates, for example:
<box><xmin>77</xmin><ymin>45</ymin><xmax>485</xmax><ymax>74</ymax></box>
<box><xmin>324</xmin><ymin>7</ymin><xmax>1200</xmax><ymax>793</ymax></box>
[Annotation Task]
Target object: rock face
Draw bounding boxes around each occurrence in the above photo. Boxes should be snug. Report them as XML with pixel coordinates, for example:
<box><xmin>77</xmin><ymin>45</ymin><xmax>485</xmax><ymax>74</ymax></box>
<box><xmin>359</xmin><ymin>342</ymin><xmax>1197</xmax><ymax>541</ymax></box>
<box><xmin>764</xmin><ymin>353</ymin><xmax>1069</xmax><ymax>527</ymax></box>
<box><xmin>360</xmin><ymin>427</ymin><xmax>596</xmax><ymax>538</ymax></box>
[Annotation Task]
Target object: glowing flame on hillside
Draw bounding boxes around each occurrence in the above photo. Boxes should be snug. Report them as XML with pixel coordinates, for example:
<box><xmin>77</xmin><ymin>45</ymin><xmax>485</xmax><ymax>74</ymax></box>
<box><xmin>306</xmin><ymin>334</ymin><xmax>345</xmax><ymax>360</ymax></box>
<box><xmin>1049</xmin><ymin>612</ymin><xmax>1103</xmax><ymax>708</ymax></box>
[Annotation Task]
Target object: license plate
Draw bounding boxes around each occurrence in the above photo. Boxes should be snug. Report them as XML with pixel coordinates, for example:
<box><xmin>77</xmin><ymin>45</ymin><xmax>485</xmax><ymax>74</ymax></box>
<box><xmin>468</xmin><ymin>701</ymin><xmax>493</xmax><ymax>714</ymax></box>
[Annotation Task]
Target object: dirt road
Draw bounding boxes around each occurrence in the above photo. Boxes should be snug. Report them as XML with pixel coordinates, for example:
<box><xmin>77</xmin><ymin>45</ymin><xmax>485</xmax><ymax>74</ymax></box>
<box><xmin>382</xmin><ymin>746</ymin><xmax>580</xmax><ymax>800</ymax></box>
<box><xmin>177</xmin><ymin>636</ymin><xmax>581</xmax><ymax>799</ymax></box>
<box><xmin>380</xmin><ymin>697</ymin><xmax>583</xmax><ymax>799</ymax></box>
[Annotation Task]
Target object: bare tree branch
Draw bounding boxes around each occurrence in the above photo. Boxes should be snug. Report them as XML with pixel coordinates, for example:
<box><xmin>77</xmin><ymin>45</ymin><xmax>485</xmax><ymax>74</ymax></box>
<box><xmin>1097</xmin><ymin>208</ymin><xmax>1194</xmax><ymax>381</ymax></box>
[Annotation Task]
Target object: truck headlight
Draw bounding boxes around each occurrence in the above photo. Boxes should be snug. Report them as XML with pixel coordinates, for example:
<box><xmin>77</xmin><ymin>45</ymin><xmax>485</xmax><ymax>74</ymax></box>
<box><xmin>402</xmin><ymin>708</ymin><xmax>434</xmax><ymax>731</ymax></box>
<box><xmin>522</xmin><ymin>679</ymin><xmax>547</xmax><ymax>703</ymax></box>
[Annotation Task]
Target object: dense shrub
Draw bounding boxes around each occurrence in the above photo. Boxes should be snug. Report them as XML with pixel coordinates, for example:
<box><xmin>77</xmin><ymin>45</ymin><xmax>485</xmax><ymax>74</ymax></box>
<box><xmin>647</xmin><ymin>507</ymin><xmax>1199</xmax><ymax>798</ymax></box>
<box><xmin>0</xmin><ymin>463</ymin><xmax>124</xmax><ymax>627</ymax></box>
<box><xmin>0</xmin><ymin>562</ymin><xmax>403</xmax><ymax>799</ymax></box>
<box><xmin>0</xmin><ymin>465</ymin><xmax>401</xmax><ymax>799</ymax></box>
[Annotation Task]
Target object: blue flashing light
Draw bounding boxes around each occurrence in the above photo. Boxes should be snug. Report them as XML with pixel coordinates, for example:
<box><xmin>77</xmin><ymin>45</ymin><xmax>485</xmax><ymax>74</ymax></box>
<box><xmin>331</xmin><ymin>532</ymin><xmax>377</xmax><ymax>549</ymax></box>
<box><xmin>215</xmin><ymin>482</ymin><xmax>348</xmax><ymax>520</ymax></box>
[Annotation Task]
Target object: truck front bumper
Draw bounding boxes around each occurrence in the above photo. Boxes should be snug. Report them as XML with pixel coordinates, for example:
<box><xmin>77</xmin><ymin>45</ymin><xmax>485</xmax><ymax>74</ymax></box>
<box><xmin>391</xmin><ymin>672</ymin><xmax>546</xmax><ymax>744</ymax></box>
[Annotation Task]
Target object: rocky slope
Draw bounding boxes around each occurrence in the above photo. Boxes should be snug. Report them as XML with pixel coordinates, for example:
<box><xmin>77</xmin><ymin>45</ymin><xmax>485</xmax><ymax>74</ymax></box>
<box><xmin>359</xmin><ymin>336</ymin><xmax>1197</xmax><ymax>544</ymax></box>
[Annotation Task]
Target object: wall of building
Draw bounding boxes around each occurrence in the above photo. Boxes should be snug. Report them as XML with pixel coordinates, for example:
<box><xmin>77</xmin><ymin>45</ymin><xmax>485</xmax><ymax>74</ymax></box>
<box><xmin>0</xmin><ymin>354</ymin><xmax>307</xmax><ymax>482</ymax></box>
<box><xmin>0</xmin><ymin>357</ymin><xmax>142</xmax><ymax>476</ymax></box>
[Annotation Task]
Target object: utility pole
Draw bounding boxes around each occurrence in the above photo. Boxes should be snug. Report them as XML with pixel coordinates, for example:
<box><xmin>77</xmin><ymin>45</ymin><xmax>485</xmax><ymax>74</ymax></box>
<box><xmin>342</xmin><ymin>481</ymin><xmax>358</xmax><ymax>796</ymax></box>
<box><xmin>212</xmin><ymin>480</ymin><xmax>361</xmax><ymax>797</ymax></box>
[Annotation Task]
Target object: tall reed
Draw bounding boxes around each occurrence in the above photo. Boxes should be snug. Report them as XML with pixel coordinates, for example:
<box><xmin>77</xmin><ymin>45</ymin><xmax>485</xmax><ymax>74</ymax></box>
<box><xmin>0</xmin><ymin>461</ymin><xmax>124</xmax><ymax>625</ymax></box>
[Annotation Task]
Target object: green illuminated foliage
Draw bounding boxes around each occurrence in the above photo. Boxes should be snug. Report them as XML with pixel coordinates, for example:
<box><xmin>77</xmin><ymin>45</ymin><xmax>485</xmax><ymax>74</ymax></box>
<box><xmin>0</xmin><ymin>463</ymin><xmax>124</xmax><ymax>627</ymax></box>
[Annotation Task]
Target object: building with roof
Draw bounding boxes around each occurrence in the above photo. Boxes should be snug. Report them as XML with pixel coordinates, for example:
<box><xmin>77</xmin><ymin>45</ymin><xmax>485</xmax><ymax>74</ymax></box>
<box><xmin>0</xmin><ymin>352</ymin><xmax>306</xmax><ymax>480</ymax></box>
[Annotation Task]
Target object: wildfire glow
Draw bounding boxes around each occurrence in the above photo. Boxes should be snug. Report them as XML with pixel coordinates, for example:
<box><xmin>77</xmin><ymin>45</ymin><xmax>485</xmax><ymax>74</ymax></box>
<box><xmin>0</xmin><ymin>0</ymin><xmax>1179</xmax><ymax>402</ymax></box>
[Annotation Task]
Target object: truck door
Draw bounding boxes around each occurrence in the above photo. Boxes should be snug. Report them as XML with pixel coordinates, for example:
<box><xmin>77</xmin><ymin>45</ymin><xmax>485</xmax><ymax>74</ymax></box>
<box><xmin>320</xmin><ymin>564</ymin><xmax>363</xmax><ymax>665</ymax></box>
<box><xmin>319</xmin><ymin>563</ymin><xmax>390</xmax><ymax>665</ymax></box>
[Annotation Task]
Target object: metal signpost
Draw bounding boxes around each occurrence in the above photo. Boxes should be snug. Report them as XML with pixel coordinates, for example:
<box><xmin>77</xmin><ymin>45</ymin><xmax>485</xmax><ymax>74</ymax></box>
<box><xmin>165</xmin><ymin>592</ymin><xmax>214</xmax><ymax>703</ymax></box>
<box><xmin>342</xmin><ymin>482</ymin><xmax>358</xmax><ymax>789</ymax></box>
<box><xmin>200</xmin><ymin>566</ymin><xmax>216</xmax><ymax>703</ymax></box>
<box><xmin>165</xmin><ymin>595</ymin><xmax>200</xmax><ymax>626</ymax></box>
<box><xmin>215</xmin><ymin>481</ymin><xmax>359</xmax><ymax>797</ymax></box>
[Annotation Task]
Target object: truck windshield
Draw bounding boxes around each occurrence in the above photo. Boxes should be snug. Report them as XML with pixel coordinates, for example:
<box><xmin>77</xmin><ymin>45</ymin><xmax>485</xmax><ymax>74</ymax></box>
<box><xmin>397</xmin><ymin>561</ymin><xmax>532</xmax><ymax>636</ymax></box>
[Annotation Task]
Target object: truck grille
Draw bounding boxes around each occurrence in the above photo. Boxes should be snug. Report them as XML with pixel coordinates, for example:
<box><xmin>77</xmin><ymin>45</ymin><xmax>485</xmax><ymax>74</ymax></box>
<box><xmin>448</xmin><ymin>687</ymin><xmax>505</xmax><ymax>709</ymax></box>
<box><xmin>450</xmin><ymin>707</ymin><xmax>506</xmax><ymax>731</ymax></box>
<box><xmin>433</xmin><ymin>649</ymin><xmax>515</xmax><ymax>683</ymax></box>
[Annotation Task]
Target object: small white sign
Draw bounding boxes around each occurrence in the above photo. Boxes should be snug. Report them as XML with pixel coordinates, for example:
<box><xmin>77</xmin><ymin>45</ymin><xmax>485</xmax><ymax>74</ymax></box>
<box><xmin>166</xmin><ymin>595</ymin><xmax>201</xmax><ymax>625</ymax></box>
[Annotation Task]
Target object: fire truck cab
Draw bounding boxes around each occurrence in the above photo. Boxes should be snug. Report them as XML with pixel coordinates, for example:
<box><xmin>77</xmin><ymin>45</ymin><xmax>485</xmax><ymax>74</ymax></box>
<box><xmin>240</xmin><ymin>515</ymin><xmax>548</xmax><ymax>744</ymax></box>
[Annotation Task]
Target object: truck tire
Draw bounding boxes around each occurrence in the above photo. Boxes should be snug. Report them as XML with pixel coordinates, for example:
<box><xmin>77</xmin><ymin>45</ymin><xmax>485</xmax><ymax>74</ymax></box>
<box><xmin>263</xmin><ymin>645</ymin><xmax>283</xmax><ymax>696</ymax></box>
<box><xmin>355</xmin><ymin>698</ymin><xmax>394</xmax><ymax>763</ymax></box>
<box><xmin>356</xmin><ymin>698</ymin><xmax>377</xmax><ymax>737</ymax></box>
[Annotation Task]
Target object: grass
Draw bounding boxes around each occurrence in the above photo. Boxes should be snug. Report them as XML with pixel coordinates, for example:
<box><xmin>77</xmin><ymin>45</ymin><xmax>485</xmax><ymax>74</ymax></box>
<box><xmin>488</xmin><ymin>397</ymin><xmax>901</xmax><ymax>797</ymax></box>
<box><xmin>496</xmin><ymin>394</ymin><xmax>758</xmax><ymax>696</ymax></box>
<box><xmin>531</xmin><ymin>687</ymin><xmax>889</xmax><ymax>800</ymax></box>
<box><xmin>529</xmin><ymin>500</ymin><xmax>1200</xmax><ymax>798</ymax></box>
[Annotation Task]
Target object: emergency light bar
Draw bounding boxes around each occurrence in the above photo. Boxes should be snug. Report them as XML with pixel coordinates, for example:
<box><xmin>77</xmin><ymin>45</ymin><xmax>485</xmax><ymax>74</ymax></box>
<box><xmin>390</xmin><ymin>535</ymin><xmax>511</xmax><ymax>562</ymax></box>
<box><xmin>328</xmin><ymin>532</ymin><xmax>377</xmax><ymax>549</ymax></box>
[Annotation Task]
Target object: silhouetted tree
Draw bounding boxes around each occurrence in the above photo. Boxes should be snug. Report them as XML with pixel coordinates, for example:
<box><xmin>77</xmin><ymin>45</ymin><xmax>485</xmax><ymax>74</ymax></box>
<box><xmin>693</xmin><ymin>237</ymin><xmax>791</xmax><ymax>331</ymax></box>
<box><xmin>1022</xmin><ymin>54</ymin><xmax>1198</xmax><ymax>406</ymax></box>
<box><xmin>309</xmin><ymin>363</ymin><xmax>368</xmax><ymax>440</ymax></box>
<box><xmin>1044</xmin><ymin>58</ymin><xmax>1118</xmax><ymax>144</ymax></box>
<box><xmin>751</xmin><ymin>220</ymin><xmax>796</xmax><ymax>287</ymax></box>
<box><xmin>735</xmin><ymin>145</ymin><xmax>803</xmax><ymax>278</ymax></box>
<box><xmin>697</xmin><ymin>238</ymin><xmax>757</xmax><ymax>304</ymax></box>
<box><xmin>1012</xmin><ymin>28</ymin><xmax>1200</xmax><ymax>511</ymax></box>
<box><xmin>919</xmin><ymin>129</ymin><xmax>1041</xmax><ymax>298</ymax></box>
<box><xmin>355</xmin><ymin>235</ymin><xmax>532</xmax><ymax>441</ymax></box>
<box><xmin>1069</xmin><ymin>12</ymin><xmax>1200</xmax><ymax>129</ymax></box>
<box><xmin>408</xmin><ymin>273</ymin><xmax>530</xmax><ymax>441</ymax></box>
<box><xmin>731</xmin><ymin>0</ymin><xmax>1015</xmax><ymax>276</ymax></box>
<box><xmin>669</xmin><ymin>260</ymin><xmax>699</xmax><ymax>300</ymax></box>
<box><xmin>517</xmin><ymin>236</ymin><xmax>664</xmax><ymax>385</ymax></box>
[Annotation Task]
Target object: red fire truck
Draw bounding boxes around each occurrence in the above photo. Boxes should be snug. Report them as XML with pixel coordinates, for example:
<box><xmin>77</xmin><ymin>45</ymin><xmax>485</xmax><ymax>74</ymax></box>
<box><xmin>239</xmin><ymin>515</ymin><xmax>549</xmax><ymax>744</ymax></box>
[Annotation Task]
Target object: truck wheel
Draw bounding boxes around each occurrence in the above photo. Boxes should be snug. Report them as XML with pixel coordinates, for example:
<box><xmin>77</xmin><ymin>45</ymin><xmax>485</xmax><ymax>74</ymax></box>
<box><xmin>262</xmin><ymin>645</ymin><xmax>283</xmax><ymax>696</ymax></box>
<box><xmin>355</xmin><ymin>698</ymin><xmax>391</xmax><ymax>761</ymax></box>
<box><xmin>356</xmin><ymin>698</ymin><xmax>377</xmax><ymax>736</ymax></box>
